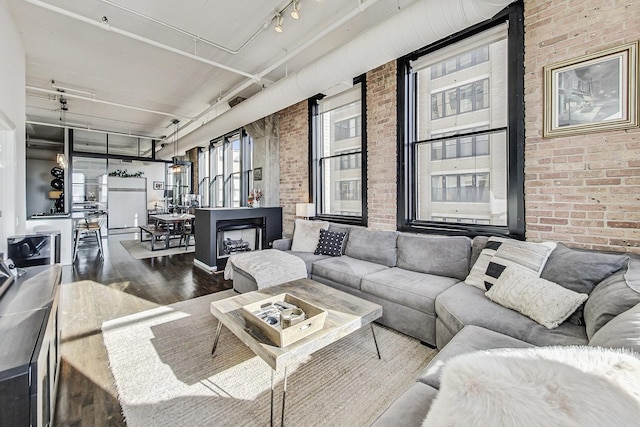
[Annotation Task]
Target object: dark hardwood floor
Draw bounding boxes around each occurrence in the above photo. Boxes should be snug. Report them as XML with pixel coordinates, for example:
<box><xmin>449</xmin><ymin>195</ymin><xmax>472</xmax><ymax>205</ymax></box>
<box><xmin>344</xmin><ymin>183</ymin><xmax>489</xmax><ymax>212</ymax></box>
<box><xmin>54</xmin><ymin>231</ymin><xmax>232</xmax><ymax>426</ymax></box>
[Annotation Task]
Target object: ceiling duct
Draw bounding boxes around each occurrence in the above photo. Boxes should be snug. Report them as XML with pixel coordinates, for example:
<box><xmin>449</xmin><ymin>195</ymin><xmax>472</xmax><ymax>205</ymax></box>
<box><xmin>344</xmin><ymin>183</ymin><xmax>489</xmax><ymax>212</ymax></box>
<box><xmin>160</xmin><ymin>0</ymin><xmax>515</xmax><ymax>158</ymax></box>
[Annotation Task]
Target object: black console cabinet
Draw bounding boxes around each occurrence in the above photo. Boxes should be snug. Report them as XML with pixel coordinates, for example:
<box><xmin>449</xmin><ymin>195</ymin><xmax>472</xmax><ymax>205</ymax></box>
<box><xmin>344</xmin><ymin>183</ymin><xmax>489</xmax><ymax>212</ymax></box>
<box><xmin>0</xmin><ymin>265</ymin><xmax>62</xmax><ymax>426</ymax></box>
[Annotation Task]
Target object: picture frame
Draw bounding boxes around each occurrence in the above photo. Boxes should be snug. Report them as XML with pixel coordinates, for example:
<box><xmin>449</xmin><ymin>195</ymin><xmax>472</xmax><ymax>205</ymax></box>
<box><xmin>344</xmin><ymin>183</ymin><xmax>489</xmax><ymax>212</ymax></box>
<box><xmin>153</xmin><ymin>181</ymin><xmax>164</xmax><ymax>190</ymax></box>
<box><xmin>543</xmin><ymin>41</ymin><xmax>638</xmax><ymax>137</ymax></box>
<box><xmin>253</xmin><ymin>167</ymin><xmax>262</xmax><ymax>181</ymax></box>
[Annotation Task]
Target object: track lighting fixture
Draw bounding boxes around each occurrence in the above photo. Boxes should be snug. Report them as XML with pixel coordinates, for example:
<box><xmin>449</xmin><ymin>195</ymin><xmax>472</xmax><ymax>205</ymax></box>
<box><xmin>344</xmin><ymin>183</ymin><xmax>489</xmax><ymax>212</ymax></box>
<box><xmin>274</xmin><ymin>14</ymin><xmax>284</xmax><ymax>32</ymax></box>
<box><xmin>291</xmin><ymin>1</ymin><xmax>301</xmax><ymax>19</ymax></box>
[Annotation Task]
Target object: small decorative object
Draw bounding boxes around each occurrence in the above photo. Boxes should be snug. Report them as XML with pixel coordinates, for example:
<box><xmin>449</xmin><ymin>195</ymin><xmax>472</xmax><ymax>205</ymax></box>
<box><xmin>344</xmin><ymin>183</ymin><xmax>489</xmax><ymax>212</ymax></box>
<box><xmin>249</xmin><ymin>188</ymin><xmax>263</xmax><ymax>208</ymax></box>
<box><xmin>253</xmin><ymin>167</ymin><xmax>262</xmax><ymax>181</ymax></box>
<box><xmin>241</xmin><ymin>293</ymin><xmax>327</xmax><ymax>347</ymax></box>
<box><xmin>49</xmin><ymin>166</ymin><xmax>65</xmax><ymax>213</ymax></box>
<box><xmin>153</xmin><ymin>181</ymin><xmax>164</xmax><ymax>190</ymax></box>
<box><xmin>108</xmin><ymin>169</ymin><xmax>144</xmax><ymax>177</ymax></box>
<box><xmin>543</xmin><ymin>41</ymin><xmax>638</xmax><ymax>137</ymax></box>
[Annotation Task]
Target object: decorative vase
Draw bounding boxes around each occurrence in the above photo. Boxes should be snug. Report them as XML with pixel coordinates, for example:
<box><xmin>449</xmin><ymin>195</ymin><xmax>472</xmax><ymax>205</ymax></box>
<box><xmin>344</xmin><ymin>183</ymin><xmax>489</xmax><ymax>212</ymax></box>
<box><xmin>253</xmin><ymin>200</ymin><xmax>261</xmax><ymax>208</ymax></box>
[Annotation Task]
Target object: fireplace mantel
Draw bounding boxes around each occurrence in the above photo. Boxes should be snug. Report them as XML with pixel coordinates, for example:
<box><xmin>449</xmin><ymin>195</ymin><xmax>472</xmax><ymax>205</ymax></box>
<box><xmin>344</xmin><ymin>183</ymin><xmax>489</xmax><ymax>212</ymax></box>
<box><xmin>194</xmin><ymin>207</ymin><xmax>283</xmax><ymax>272</ymax></box>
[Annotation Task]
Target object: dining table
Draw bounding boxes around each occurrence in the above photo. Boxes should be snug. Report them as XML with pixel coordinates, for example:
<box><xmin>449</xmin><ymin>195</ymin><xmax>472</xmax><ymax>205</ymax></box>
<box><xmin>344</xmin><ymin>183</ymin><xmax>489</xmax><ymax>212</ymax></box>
<box><xmin>145</xmin><ymin>213</ymin><xmax>195</xmax><ymax>250</ymax></box>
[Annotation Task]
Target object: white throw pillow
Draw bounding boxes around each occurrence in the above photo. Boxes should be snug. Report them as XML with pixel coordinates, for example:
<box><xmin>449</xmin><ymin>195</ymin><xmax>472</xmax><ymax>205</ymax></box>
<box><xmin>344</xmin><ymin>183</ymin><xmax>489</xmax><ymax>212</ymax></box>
<box><xmin>465</xmin><ymin>236</ymin><xmax>556</xmax><ymax>291</ymax></box>
<box><xmin>423</xmin><ymin>346</ymin><xmax>640</xmax><ymax>427</ymax></box>
<box><xmin>485</xmin><ymin>265</ymin><xmax>588</xmax><ymax>329</ymax></box>
<box><xmin>290</xmin><ymin>219</ymin><xmax>329</xmax><ymax>252</ymax></box>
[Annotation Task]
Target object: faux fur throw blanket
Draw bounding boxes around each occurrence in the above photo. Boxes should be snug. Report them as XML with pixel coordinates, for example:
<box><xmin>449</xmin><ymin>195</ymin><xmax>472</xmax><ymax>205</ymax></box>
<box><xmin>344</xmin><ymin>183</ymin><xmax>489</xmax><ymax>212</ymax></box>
<box><xmin>224</xmin><ymin>249</ymin><xmax>307</xmax><ymax>289</ymax></box>
<box><xmin>423</xmin><ymin>346</ymin><xmax>640</xmax><ymax>427</ymax></box>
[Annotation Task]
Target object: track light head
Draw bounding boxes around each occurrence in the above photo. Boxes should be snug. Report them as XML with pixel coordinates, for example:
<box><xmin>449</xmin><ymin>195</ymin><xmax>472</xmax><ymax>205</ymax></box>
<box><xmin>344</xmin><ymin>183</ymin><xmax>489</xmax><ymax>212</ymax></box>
<box><xmin>274</xmin><ymin>14</ymin><xmax>283</xmax><ymax>32</ymax></box>
<box><xmin>291</xmin><ymin>1</ymin><xmax>301</xmax><ymax>19</ymax></box>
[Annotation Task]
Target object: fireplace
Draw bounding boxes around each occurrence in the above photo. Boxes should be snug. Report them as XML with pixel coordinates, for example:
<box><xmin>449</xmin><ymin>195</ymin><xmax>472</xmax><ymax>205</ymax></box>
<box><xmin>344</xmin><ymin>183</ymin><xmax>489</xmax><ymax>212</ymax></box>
<box><xmin>217</xmin><ymin>218</ymin><xmax>264</xmax><ymax>259</ymax></box>
<box><xmin>193</xmin><ymin>207</ymin><xmax>283</xmax><ymax>273</ymax></box>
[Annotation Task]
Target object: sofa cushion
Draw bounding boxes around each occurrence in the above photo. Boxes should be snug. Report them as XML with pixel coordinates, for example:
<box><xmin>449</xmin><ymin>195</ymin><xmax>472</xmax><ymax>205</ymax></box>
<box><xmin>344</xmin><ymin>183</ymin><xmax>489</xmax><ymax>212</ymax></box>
<box><xmin>435</xmin><ymin>282</ymin><xmax>588</xmax><ymax>346</ymax></box>
<box><xmin>396</xmin><ymin>234</ymin><xmax>471</xmax><ymax>281</ymax></box>
<box><xmin>345</xmin><ymin>228</ymin><xmax>397</xmax><ymax>267</ymax></box>
<box><xmin>589</xmin><ymin>302</ymin><xmax>640</xmax><ymax>353</ymax></box>
<box><xmin>361</xmin><ymin>268</ymin><xmax>459</xmax><ymax>316</ymax></box>
<box><xmin>541</xmin><ymin>243</ymin><xmax>628</xmax><ymax>294</ymax></box>
<box><xmin>485</xmin><ymin>265</ymin><xmax>588</xmax><ymax>329</ymax></box>
<box><xmin>290</xmin><ymin>219</ymin><xmax>329</xmax><ymax>252</ymax></box>
<box><xmin>465</xmin><ymin>236</ymin><xmax>555</xmax><ymax>291</ymax></box>
<box><xmin>311</xmin><ymin>255</ymin><xmax>389</xmax><ymax>290</ymax></box>
<box><xmin>370</xmin><ymin>382</ymin><xmax>438</xmax><ymax>427</ymax></box>
<box><xmin>418</xmin><ymin>325</ymin><xmax>533</xmax><ymax>389</ymax></box>
<box><xmin>470</xmin><ymin>236</ymin><xmax>489</xmax><ymax>270</ymax></box>
<box><xmin>287</xmin><ymin>251</ymin><xmax>330</xmax><ymax>275</ymax></box>
<box><xmin>584</xmin><ymin>259</ymin><xmax>640</xmax><ymax>340</ymax></box>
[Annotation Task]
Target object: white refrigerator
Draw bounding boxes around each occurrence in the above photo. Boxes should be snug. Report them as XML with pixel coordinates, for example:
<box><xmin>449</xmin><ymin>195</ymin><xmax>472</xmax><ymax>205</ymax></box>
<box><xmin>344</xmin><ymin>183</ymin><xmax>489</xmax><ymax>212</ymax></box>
<box><xmin>107</xmin><ymin>177</ymin><xmax>147</xmax><ymax>229</ymax></box>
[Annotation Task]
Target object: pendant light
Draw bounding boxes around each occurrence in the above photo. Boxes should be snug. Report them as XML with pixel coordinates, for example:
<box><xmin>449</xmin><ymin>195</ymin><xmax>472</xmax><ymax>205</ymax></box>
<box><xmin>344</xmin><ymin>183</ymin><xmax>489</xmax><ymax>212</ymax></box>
<box><xmin>170</xmin><ymin>119</ymin><xmax>183</xmax><ymax>174</ymax></box>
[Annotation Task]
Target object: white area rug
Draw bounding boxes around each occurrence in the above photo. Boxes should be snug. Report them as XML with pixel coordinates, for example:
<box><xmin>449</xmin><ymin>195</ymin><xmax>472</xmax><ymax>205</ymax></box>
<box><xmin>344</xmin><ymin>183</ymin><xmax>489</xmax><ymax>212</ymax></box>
<box><xmin>102</xmin><ymin>291</ymin><xmax>436</xmax><ymax>427</ymax></box>
<box><xmin>120</xmin><ymin>239</ymin><xmax>194</xmax><ymax>259</ymax></box>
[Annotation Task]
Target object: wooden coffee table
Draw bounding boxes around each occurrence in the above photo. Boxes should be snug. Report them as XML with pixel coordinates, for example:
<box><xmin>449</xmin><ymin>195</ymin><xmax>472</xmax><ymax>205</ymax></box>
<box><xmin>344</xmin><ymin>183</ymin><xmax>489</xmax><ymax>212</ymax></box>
<box><xmin>209</xmin><ymin>278</ymin><xmax>383</xmax><ymax>426</ymax></box>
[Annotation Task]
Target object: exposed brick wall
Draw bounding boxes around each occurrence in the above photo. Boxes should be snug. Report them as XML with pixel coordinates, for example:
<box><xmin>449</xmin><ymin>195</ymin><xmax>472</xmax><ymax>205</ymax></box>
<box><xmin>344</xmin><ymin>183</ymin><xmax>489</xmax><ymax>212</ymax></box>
<box><xmin>524</xmin><ymin>0</ymin><xmax>640</xmax><ymax>253</ymax></box>
<box><xmin>366</xmin><ymin>61</ymin><xmax>398</xmax><ymax>231</ymax></box>
<box><xmin>278</xmin><ymin>100</ymin><xmax>309</xmax><ymax>236</ymax></box>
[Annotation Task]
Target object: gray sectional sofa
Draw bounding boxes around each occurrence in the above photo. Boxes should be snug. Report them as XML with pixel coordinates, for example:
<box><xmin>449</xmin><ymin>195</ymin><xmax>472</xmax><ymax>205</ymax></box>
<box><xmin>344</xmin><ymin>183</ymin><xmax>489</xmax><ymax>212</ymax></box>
<box><xmin>234</xmin><ymin>222</ymin><xmax>640</xmax><ymax>425</ymax></box>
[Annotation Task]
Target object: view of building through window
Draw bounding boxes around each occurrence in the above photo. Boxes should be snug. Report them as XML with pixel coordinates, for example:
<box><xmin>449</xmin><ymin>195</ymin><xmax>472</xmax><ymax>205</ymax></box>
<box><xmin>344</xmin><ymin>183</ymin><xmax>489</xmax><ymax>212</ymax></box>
<box><xmin>314</xmin><ymin>83</ymin><xmax>364</xmax><ymax>217</ymax></box>
<box><xmin>206</xmin><ymin>130</ymin><xmax>252</xmax><ymax>208</ymax></box>
<box><xmin>411</xmin><ymin>23</ymin><xmax>509</xmax><ymax>226</ymax></box>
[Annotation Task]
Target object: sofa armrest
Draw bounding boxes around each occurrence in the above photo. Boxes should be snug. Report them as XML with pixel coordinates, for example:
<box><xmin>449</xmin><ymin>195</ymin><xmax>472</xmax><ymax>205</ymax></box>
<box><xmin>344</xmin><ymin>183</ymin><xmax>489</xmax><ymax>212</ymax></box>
<box><xmin>272</xmin><ymin>237</ymin><xmax>292</xmax><ymax>251</ymax></box>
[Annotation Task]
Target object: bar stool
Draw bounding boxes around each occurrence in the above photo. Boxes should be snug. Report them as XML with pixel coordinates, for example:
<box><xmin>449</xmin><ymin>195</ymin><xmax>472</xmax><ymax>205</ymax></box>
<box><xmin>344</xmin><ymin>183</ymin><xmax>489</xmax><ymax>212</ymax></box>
<box><xmin>73</xmin><ymin>212</ymin><xmax>106</xmax><ymax>262</ymax></box>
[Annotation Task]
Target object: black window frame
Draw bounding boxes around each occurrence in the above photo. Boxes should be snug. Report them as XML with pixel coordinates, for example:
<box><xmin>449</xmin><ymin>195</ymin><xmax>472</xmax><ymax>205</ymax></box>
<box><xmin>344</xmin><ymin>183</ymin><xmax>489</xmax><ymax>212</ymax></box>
<box><xmin>397</xmin><ymin>1</ymin><xmax>525</xmax><ymax>239</ymax></box>
<box><xmin>309</xmin><ymin>74</ymin><xmax>368</xmax><ymax>226</ymax></box>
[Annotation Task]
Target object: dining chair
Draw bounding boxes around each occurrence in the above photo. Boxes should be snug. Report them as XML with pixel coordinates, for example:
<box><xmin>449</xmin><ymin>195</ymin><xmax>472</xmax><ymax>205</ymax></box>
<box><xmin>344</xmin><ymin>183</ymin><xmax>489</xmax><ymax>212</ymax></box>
<box><xmin>73</xmin><ymin>211</ymin><xmax>106</xmax><ymax>262</ymax></box>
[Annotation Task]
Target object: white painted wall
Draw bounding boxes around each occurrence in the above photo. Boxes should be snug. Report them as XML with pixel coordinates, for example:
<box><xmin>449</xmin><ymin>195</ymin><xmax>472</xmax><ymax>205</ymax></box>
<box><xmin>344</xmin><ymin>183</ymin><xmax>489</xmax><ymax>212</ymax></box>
<box><xmin>0</xmin><ymin>1</ymin><xmax>26</xmax><ymax>258</ymax></box>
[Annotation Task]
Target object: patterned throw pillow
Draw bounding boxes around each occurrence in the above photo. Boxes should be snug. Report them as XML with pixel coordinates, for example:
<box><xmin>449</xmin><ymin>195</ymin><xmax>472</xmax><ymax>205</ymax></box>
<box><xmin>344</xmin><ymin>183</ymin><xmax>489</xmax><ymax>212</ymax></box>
<box><xmin>314</xmin><ymin>229</ymin><xmax>347</xmax><ymax>257</ymax></box>
<box><xmin>465</xmin><ymin>237</ymin><xmax>556</xmax><ymax>291</ymax></box>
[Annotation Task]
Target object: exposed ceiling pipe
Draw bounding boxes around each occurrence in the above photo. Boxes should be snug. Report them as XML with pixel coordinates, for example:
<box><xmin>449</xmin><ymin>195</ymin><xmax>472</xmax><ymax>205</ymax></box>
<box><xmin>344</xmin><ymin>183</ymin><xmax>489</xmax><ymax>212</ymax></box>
<box><xmin>26</xmin><ymin>120</ymin><xmax>157</xmax><ymax>140</ymax></box>
<box><xmin>163</xmin><ymin>0</ymin><xmax>385</xmax><ymax>147</ymax></box>
<box><xmin>26</xmin><ymin>86</ymin><xmax>195</xmax><ymax>121</ymax></box>
<box><xmin>98</xmin><ymin>0</ymin><xmax>270</xmax><ymax>55</ymax></box>
<box><xmin>22</xmin><ymin>0</ymin><xmax>259</xmax><ymax>81</ymax></box>
<box><xmin>160</xmin><ymin>0</ymin><xmax>515</xmax><ymax>158</ymax></box>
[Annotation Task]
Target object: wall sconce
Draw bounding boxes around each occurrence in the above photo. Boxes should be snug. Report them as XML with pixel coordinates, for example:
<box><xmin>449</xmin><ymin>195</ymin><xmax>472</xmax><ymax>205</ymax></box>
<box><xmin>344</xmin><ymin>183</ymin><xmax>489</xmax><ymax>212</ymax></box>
<box><xmin>296</xmin><ymin>202</ymin><xmax>315</xmax><ymax>220</ymax></box>
<box><xmin>56</xmin><ymin>153</ymin><xmax>68</xmax><ymax>169</ymax></box>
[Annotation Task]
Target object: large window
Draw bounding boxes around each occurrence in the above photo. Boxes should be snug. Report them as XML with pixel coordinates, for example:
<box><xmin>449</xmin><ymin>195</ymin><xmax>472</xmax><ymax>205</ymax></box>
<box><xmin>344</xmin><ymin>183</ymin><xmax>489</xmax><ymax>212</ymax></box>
<box><xmin>311</xmin><ymin>78</ymin><xmax>366</xmax><ymax>223</ymax></box>
<box><xmin>198</xmin><ymin>147</ymin><xmax>210</xmax><ymax>206</ymax></box>
<box><xmin>207</xmin><ymin>129</ymin><xmax>252</xmax><ymax>207</ymax></box>
<box><xmin>399</xmin><ymin>3</ymin><xmax>524</xmax><ymax>237</ymax></box>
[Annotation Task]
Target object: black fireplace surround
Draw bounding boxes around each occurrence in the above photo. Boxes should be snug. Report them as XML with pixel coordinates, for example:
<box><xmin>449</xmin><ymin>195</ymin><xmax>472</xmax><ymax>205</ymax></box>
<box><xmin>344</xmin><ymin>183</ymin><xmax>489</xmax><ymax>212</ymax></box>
<box><xmin>194</xmin><ymin>207</ymin><xmax>283</xmax><ymax>272</ymax></box>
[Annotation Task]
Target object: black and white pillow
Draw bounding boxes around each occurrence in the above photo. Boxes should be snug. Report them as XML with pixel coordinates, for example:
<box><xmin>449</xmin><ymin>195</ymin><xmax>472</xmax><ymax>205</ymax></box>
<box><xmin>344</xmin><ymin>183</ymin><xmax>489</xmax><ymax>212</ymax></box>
<box><xmin>465</xmin><ymin>236</ymin><xmax>556</xmax><ymax>291</ymax></box>
<box><xmin>314</xmin><ymin>229</ymin><xmax>347</xmax><ymax>257</ymax></box>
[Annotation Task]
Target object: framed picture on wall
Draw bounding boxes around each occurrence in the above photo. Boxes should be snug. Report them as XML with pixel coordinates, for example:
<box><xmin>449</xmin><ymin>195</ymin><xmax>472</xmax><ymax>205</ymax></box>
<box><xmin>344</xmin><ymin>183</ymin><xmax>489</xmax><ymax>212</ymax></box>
<box><xmin>543</xmin><ymin>41</ymin><xmax>638</xmax><ymax>137</ymax></box>
<box><xmin>153</xmin><ymin>181</ymin><xmax>164</xmax><ymax>190</ymax></box>
<box><xmin>253</xmin><ymin>167</ymin><xmax>262</xmax><ymax>181</ymax></box>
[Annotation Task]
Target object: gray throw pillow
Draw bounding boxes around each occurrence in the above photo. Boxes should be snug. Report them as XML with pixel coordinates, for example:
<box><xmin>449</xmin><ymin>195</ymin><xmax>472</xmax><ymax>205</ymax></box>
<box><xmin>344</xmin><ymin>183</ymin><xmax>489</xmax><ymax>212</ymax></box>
<box><xmin>541</xmin><ymin>243</ymin><xmax>628</xmax><ymax>294</ymax></box>
<box><xmin>584</xmin><ymin>259</ymin><xmax>640</xmax><ymax>340</ymax></box>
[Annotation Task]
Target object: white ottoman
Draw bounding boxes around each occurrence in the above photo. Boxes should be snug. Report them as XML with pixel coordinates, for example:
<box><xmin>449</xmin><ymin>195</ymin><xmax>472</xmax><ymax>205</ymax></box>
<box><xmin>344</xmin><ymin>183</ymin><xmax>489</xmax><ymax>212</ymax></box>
<box><xmin>224</xmin><ymin>249</ymin><xmax>308</xmax><ymax>293</ymax></box>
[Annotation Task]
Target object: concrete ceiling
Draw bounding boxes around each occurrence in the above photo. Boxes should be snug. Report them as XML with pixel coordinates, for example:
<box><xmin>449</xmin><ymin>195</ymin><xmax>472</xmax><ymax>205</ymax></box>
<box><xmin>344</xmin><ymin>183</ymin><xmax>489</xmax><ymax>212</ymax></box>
<box><xmin>7</xmin><ymin>0</ymin><xmax>417</xmax><ymax>147</ymax></box>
